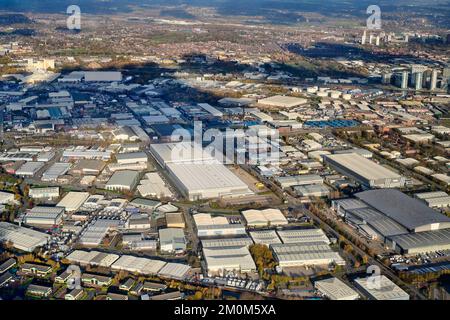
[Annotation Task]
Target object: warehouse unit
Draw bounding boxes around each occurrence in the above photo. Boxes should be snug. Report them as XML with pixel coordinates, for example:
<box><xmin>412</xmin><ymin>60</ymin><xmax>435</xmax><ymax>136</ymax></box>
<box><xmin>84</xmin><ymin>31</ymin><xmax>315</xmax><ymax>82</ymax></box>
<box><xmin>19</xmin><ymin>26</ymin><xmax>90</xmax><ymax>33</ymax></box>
<box><xmin>138</xmin><ymin>172</ymin><xmax>173</xmax><ymax>199</ymax></box>
<box><xmin>41</xmin><ymin>162</ymin><xmax>71</xmax><ymax>181</ymax></box>
<box><xmin>387</xmin><ymin>229</ymin><xmax>450</xmax><ymax>254</ymax></box>
<box><xmin>24</xmin><ymin>206</ymin><xmax>65</xmax><ymax>226</ymax></box>
<box><xmin>241</xmin><ymin>208</ymin><xmax>288</xmax><ymax>227</ymax></box>
<box><xmin>355</xmin><ymin>189</ymin><xmax>450</xmax><ymax>233</ymax></box>
<box><xmin>116</xmin><ymin>152</ymin><xmax>148</xmax><ymax>165</ymax></box>
<box><xmin>294</xmin><ymin>184</ymin><xmax>330</xmax><ymax>198</ymax></box>
<box><xmin>106</xmin><ymin>170</ymin><xmax>140</xmax><ymax>192</ymax></box>
<box><xmin>202</xmin><ymin>245</ymin><xmax>257</xmax><ymax>276</ymax></box>
<box><xmin>354</xmin><ymin>275</ymin><xmax>409</xmax><ymax>300</ymax></box>
<box><xmin>166</xmin><ymin>162</ymin><xmax>252</xmax><ymax>201</ymax></box>
<box><xmin>57</xmin><ymin>192</ymin><xmax>89</xmax><ymax>212</ymax></box>
<box><xmin>314</xmin><ymin>277</ymin><xmax>360</xmax><ymax>300</ymax></box>
<box><xmin>250</xmin><ymin>230</ymin><xmax>282</xmax><ymax>246</ymax></box>
<box><xmin>70</xmin><ymin>159</ymin><xmax>105</xmax><ymax>176</ymax></box>
<box><xmin>277</xmin><ymin>229</ymin><xmax>331</xmax><ymax>244</ymax></box>
<box><xmin>415</xmin><ymin>191</ymin><xmax>450</xmax><ymax>208</ymax></box>
<box><xmin>258</xmin><ymin>95</ymin><xmax>307</xmax><ymax>109</ymax></box>
<box><xmin>197</xmin><ymin>224</ymin><xmax>247</xmax><ymax>238</ymax></box>
<box><xmin>16</xmin><ymin>161</ymin><xmax>45</xmax><ymax>177</ymax></box>
<box><xmin>323</xmin><ymin>153</ymin><xmax>405</xmax><ymax>188</ymax></box>
<box><xmin>0</xmin><ymin>222</ymin><xmax>49</xmax><ymax>252</ymax></box>
<box><xmin>201</xmin><ymin>237</ymin><xmax>253</xmax><ymax>248</ymax></box>
<box><xmin>0</xmin><ymin>191</ymin><xmax>15</xmax><ymax>204</ymax></box>
<box><xmin>159</xmin><ymin>228</ymin><xmax>186</xmax><ymax>253</ymax></box>
<box><xmin>150</xmin><ymin>142</ymin><xmax>251</xmax><ymax>201</ymax></box>
<box><xmin>29</xmin><ymin>187</ymin><xmax>60</xmax><ymax>200</ymax></box>
<box><xmin>271</xmin><ymin>242</ymin><xmax>345</xmax><ymax>268</ymax></box>
<box><xmin>275</xmin><ymin>175</ymin><xmax>323</xmax><ymax>189</ymax></box>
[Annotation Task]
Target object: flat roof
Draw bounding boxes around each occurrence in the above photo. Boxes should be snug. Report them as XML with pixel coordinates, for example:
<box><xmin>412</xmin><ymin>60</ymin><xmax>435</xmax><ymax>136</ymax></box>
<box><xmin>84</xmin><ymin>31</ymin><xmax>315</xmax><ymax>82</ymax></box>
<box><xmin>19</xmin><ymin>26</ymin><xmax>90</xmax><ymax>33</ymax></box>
<box><xmin>201</xmin><ymin>237</ymin><xmax>253</xmax><ymax>248</ymax></box>
<box><xmin>271</xmin><ymin>242</ymin><xmax>345</xmax><ymax>265</ymax></box>
<box><xmin>356</xmin><ymin>189</ymin><xmax>450</xmax><ymax>232</ymax></box>
<box><xmin>324</xmin><ymin>153</ymin><xmax>402</xmax><ymax>181</ymax></box>
<box><xmin>106</xmin><ymin>170</ymin><xmax>139</xmax><ymax>187</ymax></box>
<box><xmin>203</xmin><ymin>245</ymin><xmax>257</xmax><ymax>270</ymax></box>
<box><xmin>276</xmin><ymin>229</ymin><xmax>330</xmax><ymax>244</ymax></box>
<box><xmin>250</xmin><ymin>230</ymin><xmax>282</xmax><ymax>245</ymax></box>
<box><xmin>354</xmin><ymin>275</ymin><xmax>409</xmax><ymax>300</ymax></box>
<box><xmin>315</xmin><ymin>277</ymin><xmax>359</xmax><ymax>300</ymax></box>
<box><xmin>258</xmin><ymin>95</ymin><xmax>307</xmax><ymax>108</ymax></box>
<box><xmin>389</xmin><ymin>228</ymin><xmax>450</xmax><ymax>251</ymax></box>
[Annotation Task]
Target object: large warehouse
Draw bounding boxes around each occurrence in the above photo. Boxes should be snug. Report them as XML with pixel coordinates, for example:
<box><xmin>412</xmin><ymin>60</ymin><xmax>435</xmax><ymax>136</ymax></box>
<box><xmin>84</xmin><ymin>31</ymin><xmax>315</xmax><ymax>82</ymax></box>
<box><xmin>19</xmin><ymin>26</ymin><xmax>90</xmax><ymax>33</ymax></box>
<box><xmin>323</xmin><ymin>153</ymin><xmax>405</xmax><ymax>188</ymax></box>
<box><xmin>24</xmin><ymin>206</ymin><xmax>65</xmax><ymax>226</ymax></box>
<box><xmin>354</xmin><ymin>275</ymin><xmax>409</xmax><ymax>300</ymax></box>
<box><xmin>257</xmin><ymin>95</ymin><xmax>307</xmax><ymax>109</ymax></box>
<box><xmin>241</xmin><ymin>208</ymin><xmax>288</xmax><ymax>227</ymax></box>
<box><xmin>150</xmin><ymin>142</ymin><xmax>252</xmax><ymax>201</ymax></box>
<box><xmin>106</xmin><ymin>170</ymin><xmax>140</xmax><ymax>192</ymax></box>
<box><xmin>334</xmin><ymin>189</ymin><xmax>450</xmax><ymax>254</ymax></box>
<box><xmin>271</xmin><ymin>242</ymin><xmax>345</xmax><ymax>268</ymax></box>
<box><xmin>0</xmin><ymin>222</ymin><xmax>49</xmax><ymax>252</ymax></box>
<box><xmin>202</xmin><ymin>245</ymin><xmax>257</xmax><ymax>276</ymax></box>
<box><xmin>57</xmin><ymin>192</ymin><xmax>89</xmax><ymax>212</ymax></box>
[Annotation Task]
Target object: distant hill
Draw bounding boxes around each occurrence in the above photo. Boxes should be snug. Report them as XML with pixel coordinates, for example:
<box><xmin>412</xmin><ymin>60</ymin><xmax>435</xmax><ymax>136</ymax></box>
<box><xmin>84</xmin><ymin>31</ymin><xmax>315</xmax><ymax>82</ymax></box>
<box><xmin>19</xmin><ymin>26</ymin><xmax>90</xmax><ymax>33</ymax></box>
<box><xmin>0</xmin><ymin>13</ymin><xmax>33</xmax><ymax>25</ymax></box>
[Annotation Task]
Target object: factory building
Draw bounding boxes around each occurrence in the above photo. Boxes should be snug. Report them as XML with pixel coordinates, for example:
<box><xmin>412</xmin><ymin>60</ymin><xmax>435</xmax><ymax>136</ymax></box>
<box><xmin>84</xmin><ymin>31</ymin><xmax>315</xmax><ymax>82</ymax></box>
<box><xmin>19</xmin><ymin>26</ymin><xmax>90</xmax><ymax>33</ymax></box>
<box><xmin>57</xmin><ymin>192</ymin><xmax>89</xmax><ymax>212</ymax></box>
<box><xmin>314</xmin><ymin>277</ymin><xmax>360</xmax><ymax>300</ymax></box>
<box><xmin>334</xmin><ymin>189</ymin><xmax>450</xmax><ymax>254</ymax></box>
<box><xmin>29</xmin><ymin>187</ymin><xmax>60</xmax><ymax>200</ymax></box>
<box><xmin>277</xmin><ymin>229</ymin><xmax>331</xmax><ymax>244</ymax></box>
<box><xmin>241</xmin><ymin>208</ymin><xmax>288</xmax><ymax>227</ymax></box>
<box><xmin>250</xmin><ymin>230</ymin><xmax>282</xmax><ymax>246</ymax></box>
<box><xmin>106</xmin><ymin>170</ymin><xmax>140</xmax><ymax>192</ymax></box>
<box><xmin>16</xmin><ymin>161</ymin><xmax>44</xmax><ymax>177</ymax></box>
<box><xmin>202</xmin><ymin>245</ymin><xmax>257</xmax><ymax>276</ymax></box>
<box><xmin>275</xmin><ymin>174</ymin><xmax>323</xmax><ymax>189</ymax></box>
<box><xmin>257</xmin><ymin>95</ymin><xmax>307</xmax><ymax>109</ymax></box>
<box><xmin>41</xmin><ymin>162</ymin><xmax>71</xmax><ymax>181</ymax></box>
<box><xmin>271</xmin><ymin>242</ymin><xmax>345</xmax><ymax>268</ymax></box>
<box><xmin>201</xmin><ymin>237</ymin><xmax>253</xmax><ymax>249</ymax></box>
<box><xmin>24</xmin><ymin>206</ymin><xmax>65</xmax><ymax>226</ymax></box>
<box><xmin>323</xmin><ymin>153</ymin><xmax>405</xmax><ymax>188</ymax></box>
<box><xmin>354</xmin><ymin>275</ymin><xmax>409</xmax><ymax>300</ymax></box>
<box><xmin>159</xmin><ymin>228</ymin><xmax>186</xmax><ymax>253</ymax></box>
<box><xmin>0</xmin><ymin>191</ymin><xmax>15</xmax><ymax>204</ymax></box>
<box><xmin>116</xmin><ymin>152</ymin><xmax>148</xmax><ymax>165</ymax></box>
<box><xmin>0</xmin><ymin>222</ymin><xmax>50</xmax><ymax>252</ymax></box>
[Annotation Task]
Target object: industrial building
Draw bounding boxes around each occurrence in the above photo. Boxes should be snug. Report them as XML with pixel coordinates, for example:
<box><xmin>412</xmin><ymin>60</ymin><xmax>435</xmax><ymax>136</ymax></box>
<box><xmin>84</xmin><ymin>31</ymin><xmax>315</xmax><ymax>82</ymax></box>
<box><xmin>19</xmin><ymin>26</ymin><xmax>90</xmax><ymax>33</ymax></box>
<box><xmin>323</xmin><ymin>153</ymin><xmax>405</xmax><ymax>188</ymax></box>
<box><xmin>16</xmin><ymin>161</ymin><xmax>44</xmax><ymax>176</ymax></box>
<box><xmin>354</xmin><ymin>275</ymin><xmax>409</xmax><ymax>300</ymax></box>
<box><xmin>201</xmin><ymin>237</ymin><xmax>253</xmax><ymax>248</ymax></box>
<box><xmin>41</xmin><ymin>162</ymin><xmax>71</xmax><ymax>181</ymax></box>
<box><xmin>275</xmin><ymin>175</ymin><xmax>323</xmax><ymax>189</ymax></box>
<box><xmin>415</xmin><ymin>191</ymin><xmax>450</xmax><ymax>208</ymax></box>
<box><xmin>116</xmin><ymin>152</ymin><xmax>148</xmax><ymax>165</ymax></box>
<box><xmin>277</xmin><ymin>229</ymin><xmax>331</xmax><ymax>244</ymax></box>
<box><xmin>250</xmin><ymin>230</ymin><xmax>282</xmax><ymax>246</ymax></box>
<box><xmin>28</xmin><ymin>187</ymin><xmax>60</xmax><ymax>200</ymax></box>
<box><xmin>0</xmin><ymin>222</ymin><xmax>49</xmax><ymax>252</ymax></box>
<box><xmin>197</xmin><ymin>224</ymin><xmax>247</xmax><ymax>238</ymax></box>
<box><xmin>202</xmin><ymin>245</ymin><xmax>257</xmax><ymax>276</ymax></box>
<box><xmin>271</xmin><ymin>242</ymin><xmax>345</xmax><ymax>268</ymax></box>
<box><xmin>159</xmin><ymin>228</ymin><xmax>186</xmax><ymax>253</ymax></box>
<box><xmin>334</xmin><ymin>189</ymin><xmax>450</xmax><ymax>254</ymax></box>
<box><xmin>241</xmin><ymin>208</ymin><xmax>288</xmax><ymax>227</ymax></box>
<box><xmin>138</xmin><ymin>172</ymin><xmax>173</xmax><ymax>199</ymax></box>
<box><xmin>57</xmin><ymin>192</ymin><xmax>89</xmax><ymax>212</ymax></box>
<box><xmin>258</xmin><ymin>95</ymin><xmax>307</xmax><ymax>109</ymax></box>
<box><xmin>150</xmin><ymin>142</ymin><xmax>252</xmax><ymax>201</ymax></box>
<box><xmin>294</xmin><ymin>184</ymin><xmax>330</xmax><ymax>198</ymax></box>
<box><xmin>314</xmin><ymin>277</ymin><xmax>360</xmax><ymax>300</ymax></box>
<box><xmin>106</xmin><ymin>170</ymin><xmax>140</xmax><ymax>192</ymax></box>
<box><xmin>83</xmin><ymin>71</ymin><xmax>122</xmax><ymax>82</ymax></box>
<box><xmin>24</xmin><ymin>206</ymin><xmax>65</xmax><ymax>226</ymax></box>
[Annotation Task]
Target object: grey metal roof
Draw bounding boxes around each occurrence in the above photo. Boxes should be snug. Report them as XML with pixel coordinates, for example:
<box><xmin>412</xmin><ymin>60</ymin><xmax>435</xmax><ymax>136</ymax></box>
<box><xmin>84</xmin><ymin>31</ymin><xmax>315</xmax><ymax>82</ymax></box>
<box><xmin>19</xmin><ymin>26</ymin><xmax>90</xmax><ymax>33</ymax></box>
<box><xmin>355</xmin><ymin>189</ymin><xmax>450</xmax><ymax>231</ymax></box>
<box><xmin>347</xmin><ymin>207</ymin><xmax>408</xmax><ymax>237</ymax></box>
